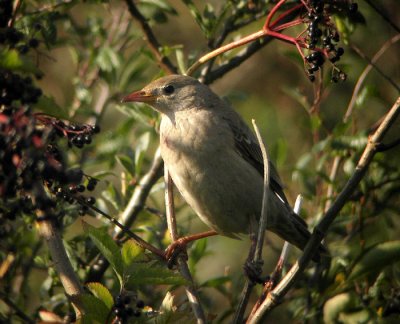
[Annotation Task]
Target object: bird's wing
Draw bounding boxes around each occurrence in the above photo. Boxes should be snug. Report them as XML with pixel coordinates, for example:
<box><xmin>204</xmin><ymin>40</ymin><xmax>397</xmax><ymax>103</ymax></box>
<box><xmin>223</xmin><ymin>113</ymin><xmax>290</xmax><ymax>206</ymax></box>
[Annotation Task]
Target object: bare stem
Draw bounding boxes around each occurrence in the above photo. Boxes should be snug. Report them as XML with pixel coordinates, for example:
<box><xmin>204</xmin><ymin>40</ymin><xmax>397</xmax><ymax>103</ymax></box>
<box><xmin>164</xmin><ymin>167</ymin><xmax>207</xmax><ymax>324</ymax></box>
<box><xmin>125</xmin><ymin>0</ymin><xmax>177</xmax><ymax>74</ymax></box>
<box><xmin>36</xmin><ymin>214</ymin><xmax>84</xmax><ymax>315</ymax></box>
<box><xmin>113</xmin><ymin>148</ymin><xmax>164</xmax><ymax>239</ymax></box>
<box><xmin>345</xmin><ymin>34</ymin><xmax>400</xmax><ymax>122</ymax></box>
<box><xmin>250</xmin><ymin>96</ymin><xmax>400</xmax><ymax>320</ymax></box>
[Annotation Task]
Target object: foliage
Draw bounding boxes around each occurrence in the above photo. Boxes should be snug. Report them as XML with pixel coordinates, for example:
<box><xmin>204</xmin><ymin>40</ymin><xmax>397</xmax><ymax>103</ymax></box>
<box><xmin>0</xmin><ymin>0</ymin><xmax>399</xmax><ymax>323</ymax></box>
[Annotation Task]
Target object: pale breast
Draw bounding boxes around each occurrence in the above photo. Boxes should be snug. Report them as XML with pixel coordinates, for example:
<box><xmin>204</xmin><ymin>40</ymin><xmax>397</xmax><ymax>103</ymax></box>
<box><xmin>159</xmin><ymin>110</ymin><xmax>264</xmax><ymax>236</ymax></box>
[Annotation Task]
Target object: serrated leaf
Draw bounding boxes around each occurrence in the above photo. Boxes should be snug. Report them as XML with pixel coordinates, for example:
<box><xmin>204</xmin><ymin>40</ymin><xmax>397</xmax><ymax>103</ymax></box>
<box><xmin>77</xmin><ymin>293</ymin><xmax>110</xmax><ymax>324</ymax></box>
<box><xmin>82</xmin><ymin>222</ymin><xmax>124</xmax><ymax>283</ymax></box>
<box><xmin>125</xmin><ymin>263</ymin><xmax>187</xmax><ymax>287</ymax></box>
<box><xmin>349</xmin><ymin>241</ymin><xmax>400</xmax><ymax>280</ymax></box>
<box><xmin>121</xmin><ymin>240</ymin><xmax>145</xmax><ymax>268</ymax></box>
<box><xmin>86</xmin><ymin>282</ymin><xmax>114</xmax><ymax>310</ymax></box>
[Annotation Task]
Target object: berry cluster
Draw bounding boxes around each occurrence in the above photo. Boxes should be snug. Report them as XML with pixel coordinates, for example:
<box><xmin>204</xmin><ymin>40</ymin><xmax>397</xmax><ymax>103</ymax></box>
<box><xmin>112</xmin><ymin>295</ymin><xmax>144</xmax><ymax>323</ymax></box>
<box><xmin>0</xmin><ymin>106</ymin><xmax>100</xmax><ymax>235</ymax></box>
<box><xmin>301</xmin><ymin>0</ymin><xmax>358</xmax><ymax>82</ymax></box>
<box><xmin>0</xmin><ymin>72</ymin><xmax>42</xmax><ymax>106</ymax></box>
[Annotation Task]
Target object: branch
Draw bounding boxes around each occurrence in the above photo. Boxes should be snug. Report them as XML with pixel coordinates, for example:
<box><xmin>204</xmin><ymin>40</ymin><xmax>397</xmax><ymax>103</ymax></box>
<box><xmin>164</xmin><ymin>167</ymin><xmax>207</xmax><ymax>324</ymax></box>
<box><xmin>250</xmin><ymin>96</ymin><xmax>400</xmax><ymax>319</ymax></box>
<box><xmin>202</xmin><ymin>38</ymin><xmax>272</xmax><ymax>84</ymax></box>
<box><xmin>36</xmin><ymin>212</ymin><xmax>84</xmax><ymax>315</ymax></box>
<box><xmin>345</xmin><ymin>34</ymin><xmax>400</xmax><ymax>122</ymax></box>
<box><xmin>125</xmin><ymin>0</ymin><xmax>178</xmax><ymax>74</ymax></box>
<box><xmin>233</xmin><ymin>120</ymin><xmax>271</xmax><ymax>323</ymax></box>
<box><xmin>113</xmin><ymin>148</ymin><xmax>164</xmax><ymax>239</ymax></box>
<box><xmin>363</xmin><ymin>0</ymin><xmax>400</xmax><ymax>33</ymax></box>
<box><xmin>350</xmin><ymin>44</ymin><xmax>400</xmax><ymax>93</ymax></box>
<box><xmin>0</xmin><ymin>291</ymin><xmax>35</xmax><ymax>324</ymax></box>
<box><xmin>247</xmin><ymin>196</ymin><xmax>302</xmax><ymax>323</ymax></box>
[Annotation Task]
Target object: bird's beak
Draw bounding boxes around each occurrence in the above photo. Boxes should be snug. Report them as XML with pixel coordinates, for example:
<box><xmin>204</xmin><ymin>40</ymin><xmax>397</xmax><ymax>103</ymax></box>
<box><xmin>121</xmin><ymin>90</ymin><xmax>156</xmax><ymax>103</ymax></box>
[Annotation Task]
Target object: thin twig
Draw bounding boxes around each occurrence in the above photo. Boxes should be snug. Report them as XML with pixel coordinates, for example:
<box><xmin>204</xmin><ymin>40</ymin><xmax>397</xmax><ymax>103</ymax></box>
<box><xmin>164</xmin><ymin>167</ymin><xmax>207</xmax><ymax>324</ymax></box>
<box><xmin>252</xmin><ymin>119</ymin><xmax>270</xmax><ymax>263</ymax></box>
<box><xmin>345</xmin><ymin>34</ymin><xmax>400</xmax><ymax>122</ymax></box>
<box><xmin>350</xmin><ymin>44</ymin><xmax>400</xmax><ymax>93</ymax></box>
<box><xmin>87</xmin><ymin>150</ymin><xmax>164</xmax><ymax>281</ymax></box>
<box><xmin>363</xmin><ymin>0</ymin><xmax>400</xmax><ymax>33</ymax></box>
<box><xmin>113</xmin><ymin>149</ymin><xmax>164</xmax><ymax>239</ymax></box>
<box><xmin>125</xmin><ymin>0</ymin><xmax>177</xmax><ymax>74</ymax></box>
<box><xmin>250</xmin><ymin>96</ymin><xmax>400</xmax><ymax>320</ymax></box>
<box><xmin>247</xmin><ymin>195</ymin><xmax>302</xmax><ymax>323</ymax></box>
<box><xmin>0</xmin><ymin>291</ymin><xmax>35</xmax><ymax>324</ymax></box>
<box><xmin>233</xmin><ymin>120</ymin><xmax>271</xmax><ymax>323</ymax></box>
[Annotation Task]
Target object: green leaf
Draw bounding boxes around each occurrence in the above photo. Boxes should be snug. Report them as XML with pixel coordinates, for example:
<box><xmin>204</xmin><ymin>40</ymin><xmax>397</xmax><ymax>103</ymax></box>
<box><xmin>83</xmin><ymin>222</ymin><xmax>124</xmax><ymax>283</ymax></box>
<box><xmin>121</xmin><ymin>240</ymin><xmax>145</xmax><ymax>269</ymax></box>
<box><xmin>134</xmin><ymin>132</ymin><xmax>151</xmax><ymax>174</ymax></box>
<box><xmin>323</xmin><ymin>293</ymin><xmax>357</xmax><ymax>324</ymax></box>
<box><xmin>34</xmin><ymin>95</ymin><xmax>68</xmax><ymax>119</ymax></box>
<box><xmin>115</xmin><ymin>154</ymin><xmax>136</xmax><ymax>177</ymax></box>
<box><xmin>349</xmin><ymin>241</ymin><xmax>400</xmax><ymax>280</ymax></box>
<box><xmin>140</xmin><ymin>0</ymin><xmax>177</xmax><ymax>15</ymax></box>
<box><xmin>96</xmin><ymin>46</ymin><xmax>120</xmax><ymax>73</ymax></box>
<box><xmin>125</xmin><ymin>262</ymin><xmax>187</xmax><ymax>287</ymax></box>
<box><xmin>0</xmin><ymin>49</ymin><xmax>42</xmax><ymax>74</ymax></box>
<box><xmin>86</xmin><ymin>282</ymin><xmax>114</xmax><ymax>310</ymax></box>
<box><xmin>77</xmin><ymin>293</ymin><xmax>110</xmax><ymax>324</ymax></box>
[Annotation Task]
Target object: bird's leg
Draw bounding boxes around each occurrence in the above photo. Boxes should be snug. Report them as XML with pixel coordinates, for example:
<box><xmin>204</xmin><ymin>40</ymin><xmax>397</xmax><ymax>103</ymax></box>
<box><xmin>243</xmin><ymin>233</ymin><xmax>267</xmax><ymax>284</ymax></box>
<box><xmin>165</xmin><ymin>230</ymin><xmax>218</xmax><ymax>268</ymax></box>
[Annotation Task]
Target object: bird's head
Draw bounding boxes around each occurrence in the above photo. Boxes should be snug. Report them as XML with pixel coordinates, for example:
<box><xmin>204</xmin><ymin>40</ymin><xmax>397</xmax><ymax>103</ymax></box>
<box><xmin>122</xmin><ymin>75</ymin><xmax>212</xmax><ymax>115</ymax></box>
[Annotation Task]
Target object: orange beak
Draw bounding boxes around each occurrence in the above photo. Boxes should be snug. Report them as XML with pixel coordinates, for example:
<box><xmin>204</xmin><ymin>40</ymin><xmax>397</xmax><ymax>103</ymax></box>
<box><xmin>121</xmin><ymin>90</ymin><xmax>156</xmax><ymax>103</ymax></box>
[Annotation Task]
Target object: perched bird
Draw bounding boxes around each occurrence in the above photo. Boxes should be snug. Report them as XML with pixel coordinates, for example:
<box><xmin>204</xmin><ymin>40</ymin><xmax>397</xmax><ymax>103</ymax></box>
<box><xmin>122</xmin><ymin>75</ymin><xmax>325</xmax><ymax>261</ymax></box>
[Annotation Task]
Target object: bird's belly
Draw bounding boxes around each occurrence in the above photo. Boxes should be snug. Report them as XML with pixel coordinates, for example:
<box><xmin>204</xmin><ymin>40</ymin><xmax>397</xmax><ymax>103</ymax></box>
<box><xmin>161</xmin><ymin>145</ymin><xmax>264</xmax><ymax>237</ymax></box>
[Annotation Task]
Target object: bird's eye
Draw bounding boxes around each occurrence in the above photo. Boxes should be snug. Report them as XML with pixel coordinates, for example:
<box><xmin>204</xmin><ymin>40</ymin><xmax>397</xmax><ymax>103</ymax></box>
<box><xmin>163</xmin><ymin>84</ymin><xmax>175</xmax><ymax>95</ymax></box>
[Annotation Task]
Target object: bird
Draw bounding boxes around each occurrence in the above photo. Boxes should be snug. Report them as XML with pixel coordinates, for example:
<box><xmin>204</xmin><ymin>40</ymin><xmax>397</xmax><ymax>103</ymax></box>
<box><xmin>122</xmin><ymin>74</ymin><xmax>326</xmax><ymax>262</ymax></box>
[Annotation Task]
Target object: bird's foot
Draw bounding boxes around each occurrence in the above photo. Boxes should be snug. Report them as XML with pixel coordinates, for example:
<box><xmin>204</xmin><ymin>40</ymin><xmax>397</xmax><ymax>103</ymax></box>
<box><xmin>165</xmin><ymin>238</ymin><xmax>189</xmax><ymax>269</ymax></box>
<box><xmin>243</xmin><ymin>259</ymin><xmax>268</xmax><ymax>284</ymax></box>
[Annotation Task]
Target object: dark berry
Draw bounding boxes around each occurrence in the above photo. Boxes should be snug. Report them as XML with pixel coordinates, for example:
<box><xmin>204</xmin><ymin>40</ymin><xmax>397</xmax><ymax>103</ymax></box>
<box><xmin>136</xmin><ymin>300</ymin><xmax>145</xmax><ymax>308</ymax></box>
<box><xmin>87</xmin><ymin>179</ymin><xmax>97</xmax><ymax>191</ymax></box>
<box><xmin>336</xmin><ymin>47</ymin><xmax>344</xmax><ymax>56</ymax></box>
<box><xmin>29</xmin><ymin>38</ymin><xmax>39</xmax><ymax>48</ymax></box>
<box><xmin>77</xmin><ymin>184</ymin><xmax>85</xmax><ymax>192</ymax></box>
<box><xmin>349</xmin><ymin>3</ymin><xmax>358</xmax><ymax>14</ymax></box>
<box><xmin>86</xmin><ymin>197</ymin><xmax>96</xmax><ymax>205</ymax></box>
<box><xmin>308</xmin><ymin>74</ymin><xmax>316</xmax><ymax>82</ymax></box>
<box><xmin>91</xmin><ymin>124</ymin><xmax>100</xmax><ymax>133</ymax></box>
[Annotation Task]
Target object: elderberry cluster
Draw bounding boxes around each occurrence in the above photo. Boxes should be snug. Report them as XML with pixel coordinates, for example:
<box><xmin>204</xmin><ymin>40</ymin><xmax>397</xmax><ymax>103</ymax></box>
<box><xmin>112</xmin><ymin>295</ymin><xmax>144</xmax><ymax>323</ymax></box>
<box><xmin>0</xmin><ymin>106</ymin><xmax>100</xmax><ymax>236</ymax></box>
<box><xmin>303</xmin><ymin>0</ymin><xmax>359</xmax><ymax>82</ymax></box>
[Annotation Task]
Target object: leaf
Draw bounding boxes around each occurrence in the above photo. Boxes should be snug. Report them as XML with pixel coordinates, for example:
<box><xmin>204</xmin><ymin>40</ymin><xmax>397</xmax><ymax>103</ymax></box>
<box><xmin>134</xmin><ymin>132</ymin><xmax>151</xmax><ymax>174</ymax></box>
<box><xmin>121</xmin><ymin>240</ymin><xmax>145</xmax><ymax>268</ymax></box>
<box><xmin>0</xmin><ymin>49</ymin><xmax>42</xmax><ymax>74</ymax></box>
<box><xmin>140</xmin><ymin>0</ymin><xmax>177</xmax><ymax>15</ymax></box>
<box><xmin>349</xmin><ymin>241</ymin><xmax>400</xmax><ymax>280</ymax></box>
<box><xmin>115</xmin><ymin>154</ymin><xmax>136</xmax><ymax>177</ymax></box>
<box><xmin>86</xmin><ymin>282</ymin><xmax>114</xmax><ymax>310</ymax></box>
<box><xmin>323</xmin><ymin>293</ymin><xmax>357</xmax><ymax>324</ymax></box>
<box><xmin>82</xmin><ymin>222</ymin><xmax>124</xmax><ymax>284</ymax></box>
<box><xmin>96</xmin><ymin>46</ymin><xmax>120</xmax><ymax>73</ymax></box>
<box><xmin>77</xmin><ymin>293</ymin><xmax>110</xmax><ymax>324</ymax></box>
<box><xmin>34</xmin><ymin>95</ymin><xmax>68</xmax><ymax>119</ymax></box>
<box><xmin>149</xmin><ymin>291</ymin><xmax>195</xmax><ymax>324</ymax></box>
<box><xmin>125</xmin><ymin>262</ymin><xmax>187</xmax><ymax>287</ymax></box>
